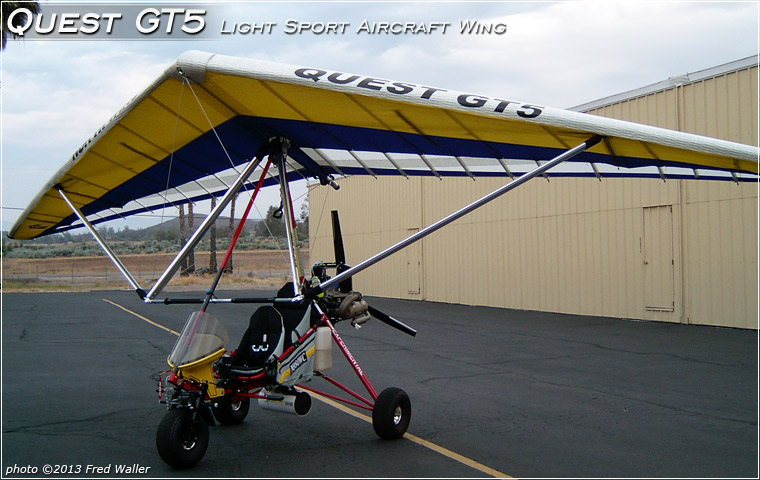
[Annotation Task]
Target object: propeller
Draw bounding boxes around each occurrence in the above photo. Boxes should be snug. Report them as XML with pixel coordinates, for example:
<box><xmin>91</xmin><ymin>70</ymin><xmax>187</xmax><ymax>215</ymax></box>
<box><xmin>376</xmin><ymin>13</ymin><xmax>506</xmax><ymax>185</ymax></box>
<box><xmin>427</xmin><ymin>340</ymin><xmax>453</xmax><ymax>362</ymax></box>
<box><xmin>331</xmin><ymin>210</ymin><xmax>352</xmax><ymax>294</ymax></box>
<box><xmin>313</xmin><ymin>210</ymin><xmax>417</xmax><ymax>337</ymax></box>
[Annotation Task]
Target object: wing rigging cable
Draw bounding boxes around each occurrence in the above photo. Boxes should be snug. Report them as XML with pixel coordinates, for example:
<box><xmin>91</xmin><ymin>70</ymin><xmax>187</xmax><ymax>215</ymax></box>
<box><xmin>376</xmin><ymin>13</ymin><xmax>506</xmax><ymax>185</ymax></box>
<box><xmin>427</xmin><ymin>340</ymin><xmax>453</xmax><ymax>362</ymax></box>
<box><xmin>8</xmin><ymin>50</ymin><xmax>759</xmax><ymax>241</ymax></box>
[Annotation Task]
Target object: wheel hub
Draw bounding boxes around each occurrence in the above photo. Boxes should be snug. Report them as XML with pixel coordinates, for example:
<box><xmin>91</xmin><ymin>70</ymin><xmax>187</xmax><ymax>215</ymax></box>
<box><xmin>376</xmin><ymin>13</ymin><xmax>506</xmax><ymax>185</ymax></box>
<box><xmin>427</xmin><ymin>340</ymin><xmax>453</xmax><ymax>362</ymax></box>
<box><xmin>182</xmin><ymin>426</ymin><xmax>198</xmax><ymax>451</ymax></box>
<box><xmin>392</xmin><ymin>406</ymin><xmax>403</xmax><ymax>425</ymax></box>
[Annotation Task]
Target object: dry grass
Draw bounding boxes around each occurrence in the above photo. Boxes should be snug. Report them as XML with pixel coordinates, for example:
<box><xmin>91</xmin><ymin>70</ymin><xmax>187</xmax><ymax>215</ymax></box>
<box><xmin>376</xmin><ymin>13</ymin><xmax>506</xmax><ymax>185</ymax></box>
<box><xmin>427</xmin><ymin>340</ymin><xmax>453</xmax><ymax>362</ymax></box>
<box><xmin>2</xmin><ymin>250</ymin><xmax>306</xmax><ymax>293</ymax></box>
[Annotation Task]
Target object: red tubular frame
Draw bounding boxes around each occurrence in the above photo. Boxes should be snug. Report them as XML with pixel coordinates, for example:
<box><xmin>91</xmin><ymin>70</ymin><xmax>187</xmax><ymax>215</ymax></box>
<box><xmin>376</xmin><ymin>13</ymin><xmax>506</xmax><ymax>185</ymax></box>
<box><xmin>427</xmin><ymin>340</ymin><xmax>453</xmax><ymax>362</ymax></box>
<box><xmin>322</xmin><ymin>314</ymin><xmax>378</xmax><ymax>400</ymax></box>
<box><xmin>314</xmin><ymin>372</ymin><xmax>374</xmax><ymax>406</ymax></box>
<box><xmin>298</xmin><ymin>384</ymin><xmax>373</xmax><ymax>411</ymax></box>
<box><xmin>290</xmin><ymin>313</ymin><xmax>379</xmax><ymax>413</ymax></box>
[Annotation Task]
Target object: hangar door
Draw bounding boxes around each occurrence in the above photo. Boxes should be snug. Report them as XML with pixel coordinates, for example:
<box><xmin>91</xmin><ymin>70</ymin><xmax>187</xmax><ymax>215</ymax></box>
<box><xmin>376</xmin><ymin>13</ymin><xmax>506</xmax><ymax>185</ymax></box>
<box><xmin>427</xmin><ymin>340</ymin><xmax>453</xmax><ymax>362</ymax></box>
<box><xmin>643</xmin><ymin>205</ymin><xmax>675</xmax><ymax>312</ymax></box>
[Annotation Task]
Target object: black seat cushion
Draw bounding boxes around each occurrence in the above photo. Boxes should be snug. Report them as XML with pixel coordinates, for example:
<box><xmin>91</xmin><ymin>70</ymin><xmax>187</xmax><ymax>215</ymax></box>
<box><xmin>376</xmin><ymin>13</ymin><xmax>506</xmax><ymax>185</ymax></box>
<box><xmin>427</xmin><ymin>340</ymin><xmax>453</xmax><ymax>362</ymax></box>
<box><xmin>230</xmin><ymin>306</ymin><xmax>283</xmax><ymax>368</ymax></box>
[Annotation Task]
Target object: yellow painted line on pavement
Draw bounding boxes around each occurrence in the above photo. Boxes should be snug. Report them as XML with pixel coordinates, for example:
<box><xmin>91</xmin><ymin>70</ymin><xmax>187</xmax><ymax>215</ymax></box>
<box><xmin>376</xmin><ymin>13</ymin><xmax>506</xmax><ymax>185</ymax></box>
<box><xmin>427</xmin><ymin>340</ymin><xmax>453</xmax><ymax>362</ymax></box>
<box><xmin>104</xmin><ymin>298</ymin><xmax>513</xmax><ymax>479</ymax></box>
<box><xmin>102</xmin><ymin>298</ymin><xmax>180</xmax><ymax>336</ymax></box>
<box><xmin>306</xmin><ymin>390</ymin><xmax>513</xmax><ymax>479</ymax></box>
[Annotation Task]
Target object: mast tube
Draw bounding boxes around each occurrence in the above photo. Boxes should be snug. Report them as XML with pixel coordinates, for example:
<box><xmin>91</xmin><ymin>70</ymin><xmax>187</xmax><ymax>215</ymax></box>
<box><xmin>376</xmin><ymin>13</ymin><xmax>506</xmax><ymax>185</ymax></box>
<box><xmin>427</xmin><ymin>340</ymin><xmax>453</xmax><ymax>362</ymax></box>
<box><xmin>275</xmin><ymin>140</ymin><xmax>303</xmax><ymax>297</ymax></box>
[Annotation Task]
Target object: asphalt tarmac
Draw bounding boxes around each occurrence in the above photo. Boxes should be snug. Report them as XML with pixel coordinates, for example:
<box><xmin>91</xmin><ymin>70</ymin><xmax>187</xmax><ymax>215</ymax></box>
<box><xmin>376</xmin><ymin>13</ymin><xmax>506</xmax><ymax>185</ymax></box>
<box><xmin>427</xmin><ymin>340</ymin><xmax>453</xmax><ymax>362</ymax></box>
<box><xmin>2</xmin><ymin>289</ymin><xmax>757</xmax><ymax>478</ymax></box>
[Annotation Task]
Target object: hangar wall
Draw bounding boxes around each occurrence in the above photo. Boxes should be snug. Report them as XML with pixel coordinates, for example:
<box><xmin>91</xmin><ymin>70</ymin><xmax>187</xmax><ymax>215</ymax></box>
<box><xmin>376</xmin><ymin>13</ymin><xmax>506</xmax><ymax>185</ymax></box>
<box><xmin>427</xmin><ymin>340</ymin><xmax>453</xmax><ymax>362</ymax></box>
<box><xmin>309</xmin><ymin>58</ymin><xmax>758</xmax><ymax>329</ymax></box>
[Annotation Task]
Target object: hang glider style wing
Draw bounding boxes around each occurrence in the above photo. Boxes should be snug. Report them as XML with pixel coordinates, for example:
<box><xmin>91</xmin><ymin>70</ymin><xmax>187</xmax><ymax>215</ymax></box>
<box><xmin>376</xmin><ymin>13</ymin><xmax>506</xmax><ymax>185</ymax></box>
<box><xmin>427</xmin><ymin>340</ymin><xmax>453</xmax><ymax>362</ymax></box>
<box><xmin>9</xmin><ymin>50</ymin><xmax>758</xmax><ymax>241</ymax></box>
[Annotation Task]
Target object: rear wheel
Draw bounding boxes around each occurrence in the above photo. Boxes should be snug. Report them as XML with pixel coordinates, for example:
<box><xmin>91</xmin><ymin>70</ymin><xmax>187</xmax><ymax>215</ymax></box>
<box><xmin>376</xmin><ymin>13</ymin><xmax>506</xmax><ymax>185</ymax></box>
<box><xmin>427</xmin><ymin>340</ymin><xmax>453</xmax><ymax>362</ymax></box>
<box><xmin>372</xmin><ymin>387</ymin><xmax>411</xmax><ymax>440</ymax></box>
<box><xmin>156</xmin><ymin>409</ymin><xmax>209</xmax><ymax>469</ymax></box>
<box><xmin>212</xmin><ymin>395</ymin><xmax>250</xmax><ymax>425</ymax></box>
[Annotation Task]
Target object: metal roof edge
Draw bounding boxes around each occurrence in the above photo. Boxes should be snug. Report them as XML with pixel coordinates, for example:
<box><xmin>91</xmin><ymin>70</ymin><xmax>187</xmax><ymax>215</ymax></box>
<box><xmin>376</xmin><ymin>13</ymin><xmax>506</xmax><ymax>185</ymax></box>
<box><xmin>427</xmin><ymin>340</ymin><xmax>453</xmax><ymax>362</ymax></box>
<box><xmin>570</xmin><ymin>55</ymin><xmax>759</xmax><ymax>112</ymax></box>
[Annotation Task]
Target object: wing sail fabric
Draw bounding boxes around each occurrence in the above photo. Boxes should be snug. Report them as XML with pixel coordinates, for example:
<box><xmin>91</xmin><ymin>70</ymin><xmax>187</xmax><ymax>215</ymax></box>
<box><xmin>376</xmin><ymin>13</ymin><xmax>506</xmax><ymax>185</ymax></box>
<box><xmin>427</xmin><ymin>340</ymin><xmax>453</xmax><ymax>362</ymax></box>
<box><xmin>9</xmin><ymin>50</ymin><xmax>758</xmax><ymax>240</ymax></box>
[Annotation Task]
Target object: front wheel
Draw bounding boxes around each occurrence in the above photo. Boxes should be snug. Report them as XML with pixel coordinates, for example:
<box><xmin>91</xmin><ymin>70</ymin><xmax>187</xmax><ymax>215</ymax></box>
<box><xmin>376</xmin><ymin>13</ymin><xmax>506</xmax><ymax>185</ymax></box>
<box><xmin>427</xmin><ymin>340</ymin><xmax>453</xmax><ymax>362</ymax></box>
<box><xmin>213</xmin><ymin>395</ymin><xmax>250</xmax><ymax>425</ymax></box>
<box><xmin>156</xmin><ymin>409</ymin><xmax>209</xmax><ymax>469</ymax></box>
<box><xmin>372</xmin><ymin>387</ymin><xmax>411</xmax><ymax>440</ymax></box>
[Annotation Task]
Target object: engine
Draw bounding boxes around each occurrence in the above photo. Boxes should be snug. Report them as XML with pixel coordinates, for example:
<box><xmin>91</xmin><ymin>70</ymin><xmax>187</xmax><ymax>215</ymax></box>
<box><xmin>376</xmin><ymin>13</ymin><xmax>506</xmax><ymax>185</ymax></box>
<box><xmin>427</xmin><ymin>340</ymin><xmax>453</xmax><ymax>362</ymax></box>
<box><xmin>310</xmin><ymin>261</ymin><xmax>371</xmax><ymax>327</ymax></box>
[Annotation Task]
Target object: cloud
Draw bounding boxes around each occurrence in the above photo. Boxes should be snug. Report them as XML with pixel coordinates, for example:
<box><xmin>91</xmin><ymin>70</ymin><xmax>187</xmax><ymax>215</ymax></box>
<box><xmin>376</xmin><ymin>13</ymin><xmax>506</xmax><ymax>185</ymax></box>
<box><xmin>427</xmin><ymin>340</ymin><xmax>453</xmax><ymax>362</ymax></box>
<box><xmin>3</xmin><ymin>44</ymin><xmax>170</xmax><ymax>151</ymax></box>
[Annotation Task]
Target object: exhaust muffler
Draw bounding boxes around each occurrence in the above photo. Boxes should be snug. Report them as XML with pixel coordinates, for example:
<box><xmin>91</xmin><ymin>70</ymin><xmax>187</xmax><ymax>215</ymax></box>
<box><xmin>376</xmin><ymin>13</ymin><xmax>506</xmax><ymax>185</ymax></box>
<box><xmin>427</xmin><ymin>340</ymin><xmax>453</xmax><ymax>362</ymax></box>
<box><xmin>258</xmin><ymin>389</ymin><xmax>312</xmax><ymax>416</ymax></box>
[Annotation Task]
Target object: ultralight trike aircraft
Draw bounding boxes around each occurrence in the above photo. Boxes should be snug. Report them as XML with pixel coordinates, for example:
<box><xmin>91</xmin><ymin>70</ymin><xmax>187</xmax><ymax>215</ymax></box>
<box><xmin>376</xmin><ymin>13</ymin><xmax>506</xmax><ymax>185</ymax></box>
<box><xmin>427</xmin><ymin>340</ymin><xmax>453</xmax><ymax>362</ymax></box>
<box><xmin>8</xmin><ymin>51</ymin><xmax>759</xmax><ymax>469</ymax></box>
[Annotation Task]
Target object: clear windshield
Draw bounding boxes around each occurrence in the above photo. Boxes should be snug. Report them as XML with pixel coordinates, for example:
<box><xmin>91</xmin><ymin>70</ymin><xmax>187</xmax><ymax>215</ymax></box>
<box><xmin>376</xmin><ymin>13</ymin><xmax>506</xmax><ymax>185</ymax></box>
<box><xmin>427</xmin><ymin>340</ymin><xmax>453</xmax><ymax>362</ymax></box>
<box><xmin>168</xmin><ymin>311</ymin><xmax>229</xmax><ymax>367</ymax></box>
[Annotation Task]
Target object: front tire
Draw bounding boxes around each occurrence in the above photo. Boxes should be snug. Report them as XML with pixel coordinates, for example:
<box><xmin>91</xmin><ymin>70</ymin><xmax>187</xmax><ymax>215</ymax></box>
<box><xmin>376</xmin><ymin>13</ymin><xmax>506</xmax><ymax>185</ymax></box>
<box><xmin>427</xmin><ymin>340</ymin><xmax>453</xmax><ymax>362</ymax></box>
<box><xmin>372</xmin><ymin>387</ymin><xmax>411</xmax><ymax>440</ymax></box>
<box><xmin>213</xmin><ymin>395</ymin><xmax>250</xmax><ymax>425</ymax></box>
<box><xmin>156</xmin><ymin>409</ymin><xmax>209</xmax><ymax>469</ymax></box>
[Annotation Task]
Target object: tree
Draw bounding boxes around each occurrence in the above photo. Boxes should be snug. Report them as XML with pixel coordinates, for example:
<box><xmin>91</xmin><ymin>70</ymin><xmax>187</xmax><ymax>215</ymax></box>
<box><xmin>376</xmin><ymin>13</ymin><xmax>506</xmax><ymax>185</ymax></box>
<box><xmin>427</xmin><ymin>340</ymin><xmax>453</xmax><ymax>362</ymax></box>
<box><xmin>296</xmin><ymin>198</ymin><xmax>309</xmax><ymax>241</ymax></box>
<box><xmin>2</xmin><ymin>2</ymin><xmax>40</xmax><ymax>50</ymax></box>
<box><xmin>178</xmin><ymin>204</ymin><xmax>189</xmax><ymax>275</ymax></box>
<box><xmin>254</xmin><ymin>205</ymin><xmax>286</xmax><ymax>239</ymax></box>
<box><xmin>186</xmin><ymin>203</ymin><xmax>195</xmax><ymax>274</ymax></box>
<box><xmin>209</xmin><ymin>196</ymin><xmax>218</xmax><ymax>273</ymax></box>
<box><xmin>224</xmin><ymin>193</ymin><xmax>237</xmax><ymax>274</ymax></box>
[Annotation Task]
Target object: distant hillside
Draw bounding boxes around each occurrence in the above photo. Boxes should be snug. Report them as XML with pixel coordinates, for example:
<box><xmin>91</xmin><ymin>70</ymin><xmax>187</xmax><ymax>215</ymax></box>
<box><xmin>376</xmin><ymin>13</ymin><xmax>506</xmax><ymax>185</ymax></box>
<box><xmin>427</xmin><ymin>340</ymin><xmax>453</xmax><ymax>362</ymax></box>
<box><xmin>3</xmin><ymin>215</ymin><xmax>262</xmax><ymax>245</ymax></box>
<box><xmin>140</xmin><ymin>215</ymin><xmax>262</xmax><ymax>237</ymax></box>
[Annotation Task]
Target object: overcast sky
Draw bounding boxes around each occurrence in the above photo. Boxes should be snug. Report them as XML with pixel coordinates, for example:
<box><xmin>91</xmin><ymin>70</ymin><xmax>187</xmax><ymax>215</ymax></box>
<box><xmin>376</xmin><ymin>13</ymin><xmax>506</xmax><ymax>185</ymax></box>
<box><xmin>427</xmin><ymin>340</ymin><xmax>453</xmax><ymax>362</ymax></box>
<box><xmin>2</xmin><ymin>0</ymin><xmax>758</xmax><ymax>232</ymax></box>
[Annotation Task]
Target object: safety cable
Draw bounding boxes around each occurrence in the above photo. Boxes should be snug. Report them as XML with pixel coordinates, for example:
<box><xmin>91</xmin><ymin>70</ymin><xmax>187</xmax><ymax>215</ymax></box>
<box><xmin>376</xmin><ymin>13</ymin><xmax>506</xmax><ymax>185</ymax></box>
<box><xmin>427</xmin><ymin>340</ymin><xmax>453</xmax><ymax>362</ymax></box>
<box><xmin>182</xmin><ymin>79</ymin><xmax>238</xmax><ymax>174</ymax></box>
<box><xmin>175</xmin><ymin>74</ymin><xmax>323</xmax><ymax>287</ymax></box>
<box><xmin>182</xmin><ymin>75</ymin><xmax>290</xmax><ymax>272</ymax></box>
<box><xmin>306</xmin><ymin>180</ymin><xmax>331</xmax><ymax>269</ymax></box>
<box><xmin>154</xmin><ymin>75</ymin><xmax>187</xmax><ymax>280</ymax></box>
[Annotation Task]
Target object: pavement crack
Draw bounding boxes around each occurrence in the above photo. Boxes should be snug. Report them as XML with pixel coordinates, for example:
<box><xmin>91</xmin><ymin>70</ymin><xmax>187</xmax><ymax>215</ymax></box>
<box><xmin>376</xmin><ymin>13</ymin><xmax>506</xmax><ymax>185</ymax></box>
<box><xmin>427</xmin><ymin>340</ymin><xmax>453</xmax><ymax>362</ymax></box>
<box><xmin>522</xmin><ymin>373</ymin><xmax>758</xmax><ymax>427</ymax></box>
<box><xmin>3</xmin><ymin>411</ymin><xmax>123</xmax><ymax>434</ymax></box>
<box><xmin>585</xmin><ymin>341</ymin><xmax>750</xmax><ymax>368</ymax></box>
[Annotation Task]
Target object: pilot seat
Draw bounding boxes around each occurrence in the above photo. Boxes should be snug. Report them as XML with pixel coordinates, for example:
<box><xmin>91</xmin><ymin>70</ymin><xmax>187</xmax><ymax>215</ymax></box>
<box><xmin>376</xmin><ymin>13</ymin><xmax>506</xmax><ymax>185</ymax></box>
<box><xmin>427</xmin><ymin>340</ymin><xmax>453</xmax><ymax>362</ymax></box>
<box><xmin>228</xmin><ymin>306</ymin><xmax>285</xmax><ymax>373</ymax></box>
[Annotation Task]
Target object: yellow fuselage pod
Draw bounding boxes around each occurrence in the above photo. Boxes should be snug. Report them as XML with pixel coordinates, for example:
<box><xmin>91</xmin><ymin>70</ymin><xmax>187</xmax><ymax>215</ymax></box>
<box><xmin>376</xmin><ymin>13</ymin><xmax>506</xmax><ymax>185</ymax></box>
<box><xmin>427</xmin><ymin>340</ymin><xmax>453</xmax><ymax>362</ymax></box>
<box><xmin>168</xmin><ymin>348</ymin><xmax>226</xmax><ymax>398</ymax></box>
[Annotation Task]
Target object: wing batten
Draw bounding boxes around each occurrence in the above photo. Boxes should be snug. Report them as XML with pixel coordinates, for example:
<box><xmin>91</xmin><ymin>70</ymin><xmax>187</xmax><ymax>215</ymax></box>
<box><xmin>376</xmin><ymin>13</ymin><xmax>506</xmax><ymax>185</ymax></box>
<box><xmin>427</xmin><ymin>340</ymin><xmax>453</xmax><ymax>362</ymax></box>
<box><xmin>349</xmin><ymin>150</ymin><xmax>378</xmax><ymax>178</ymax></box>
<box><xmin>384</xmin><ymin>153</ymin><xmax>409</xmax><ymax>178</ymax></box>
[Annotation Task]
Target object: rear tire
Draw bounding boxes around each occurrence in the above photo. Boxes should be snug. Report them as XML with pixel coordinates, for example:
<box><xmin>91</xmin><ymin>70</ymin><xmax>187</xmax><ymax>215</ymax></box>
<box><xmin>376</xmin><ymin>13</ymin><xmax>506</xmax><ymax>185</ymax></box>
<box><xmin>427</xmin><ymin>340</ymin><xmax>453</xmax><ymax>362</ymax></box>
<box><xmin>212</xmin><ymin>395</ymin><xmax>250</xmax><ymax>425</ymax></box>
<box><xmin>372</xmin><ymin>387</ymin><xmax>411</xmax><ymax>440</ymax></box>
<box><xmin>156</xmin><ymin>409</ymin><xmax>209</xmax><ymax>469</ymax></box>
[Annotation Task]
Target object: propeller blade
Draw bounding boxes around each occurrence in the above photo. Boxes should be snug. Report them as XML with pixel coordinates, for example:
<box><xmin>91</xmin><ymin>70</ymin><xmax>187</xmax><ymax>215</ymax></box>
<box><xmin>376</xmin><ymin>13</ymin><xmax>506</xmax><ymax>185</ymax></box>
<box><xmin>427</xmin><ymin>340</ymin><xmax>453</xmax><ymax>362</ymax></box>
<box><xmin>331</xmin><ymin>210</ymin><xmax>353</xmax><ymax>293</ymax></box>
<box><xmin>331</xmin><ymin>210</ymin><xmax>346</xmax><ymax>264</ymax></box>
<box><xmin>330</xmin><ymin>210</ymin><xmax>414</xmax><ymax>336</ymax></box>
<box><xmin>368</xmin><ymin>306</ymin><xmax>417</xmax><ymax>337</ymax></box>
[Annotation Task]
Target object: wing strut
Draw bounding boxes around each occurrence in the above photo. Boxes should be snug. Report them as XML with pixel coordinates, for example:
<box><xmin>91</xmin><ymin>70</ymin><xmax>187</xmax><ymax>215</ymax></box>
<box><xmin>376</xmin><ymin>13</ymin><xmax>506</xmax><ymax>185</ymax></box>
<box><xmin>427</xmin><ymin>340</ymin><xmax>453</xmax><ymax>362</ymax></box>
<box><xmin>307</xmin><ymin>135</ymin><xmax>603</xmax><ymax>297</ymax></box>
<box><xmin>146</xmin><ymin>140</ymin><xmax>273</xmax><ymax>301</ymax></box>
<box><xmin>56</xmin><ymin>187</ymin><xmax>146</xmax><ymax>298</ymax></box>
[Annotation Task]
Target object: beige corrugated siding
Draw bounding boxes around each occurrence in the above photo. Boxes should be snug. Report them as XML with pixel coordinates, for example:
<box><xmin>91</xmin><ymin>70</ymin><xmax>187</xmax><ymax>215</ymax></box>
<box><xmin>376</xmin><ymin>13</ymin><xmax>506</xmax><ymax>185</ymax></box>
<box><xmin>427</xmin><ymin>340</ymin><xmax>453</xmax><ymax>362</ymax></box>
<box><xmin>585</xmin><ymin>64</ymin><xmax>758</xmax><ymax>327</ymax></box>
<box><xmin>309</xmin><ymin>62</ymin><xmax>758</xmax><ymax>329</ymax></box>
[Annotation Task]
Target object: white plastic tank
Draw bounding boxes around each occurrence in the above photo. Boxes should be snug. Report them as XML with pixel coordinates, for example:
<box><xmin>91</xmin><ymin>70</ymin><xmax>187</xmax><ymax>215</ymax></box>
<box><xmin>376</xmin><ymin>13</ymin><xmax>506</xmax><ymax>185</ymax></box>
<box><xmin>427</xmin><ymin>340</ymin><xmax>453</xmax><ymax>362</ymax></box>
<box><xmin>313</xmin><ymin>326</ymin><xmax>332</xmax><ymax>372</ymax></box>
